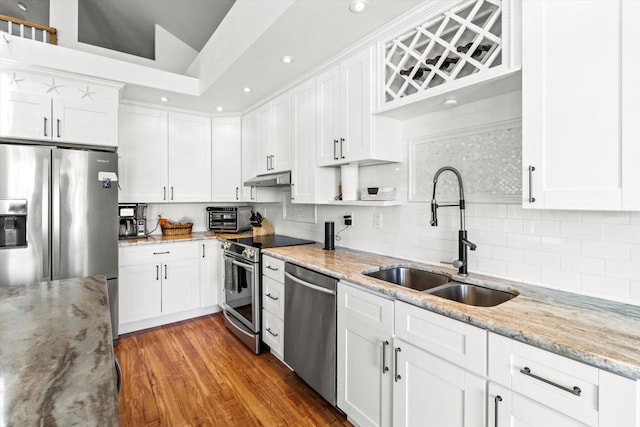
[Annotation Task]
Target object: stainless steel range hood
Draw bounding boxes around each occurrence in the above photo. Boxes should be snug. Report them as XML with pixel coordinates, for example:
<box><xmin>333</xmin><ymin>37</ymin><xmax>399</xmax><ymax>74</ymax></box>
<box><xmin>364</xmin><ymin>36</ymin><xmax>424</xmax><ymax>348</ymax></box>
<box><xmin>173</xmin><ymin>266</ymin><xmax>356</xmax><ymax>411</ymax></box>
<box><xmin>244</xmin><ymin>171</ymin><xmax>291</xmax><ymax>187</ymax></box>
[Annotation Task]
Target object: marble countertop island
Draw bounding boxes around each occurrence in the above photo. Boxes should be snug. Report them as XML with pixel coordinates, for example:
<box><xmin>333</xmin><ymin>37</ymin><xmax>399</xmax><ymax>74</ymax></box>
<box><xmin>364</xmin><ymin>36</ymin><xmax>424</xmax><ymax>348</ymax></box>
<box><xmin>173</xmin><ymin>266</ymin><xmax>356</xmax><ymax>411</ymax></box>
<box><xmin>0</xmin><ymin>276</ymin><xmax>119</xmax><ymax>426</ymax></box>
<box><xmin>264</xmin><ymin>243</ymin><xmax>640</xmax><ymax>380</ymax></box>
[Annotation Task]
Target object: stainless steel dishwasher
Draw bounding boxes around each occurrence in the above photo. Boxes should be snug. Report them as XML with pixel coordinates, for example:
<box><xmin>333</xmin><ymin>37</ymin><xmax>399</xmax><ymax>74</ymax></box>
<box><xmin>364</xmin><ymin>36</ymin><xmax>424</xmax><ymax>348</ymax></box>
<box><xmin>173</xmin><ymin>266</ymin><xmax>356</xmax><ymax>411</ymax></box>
<box><xmin>284</xmin><ymin>262</ymin><xmax>338</xmax><ymax>406</ymax></box>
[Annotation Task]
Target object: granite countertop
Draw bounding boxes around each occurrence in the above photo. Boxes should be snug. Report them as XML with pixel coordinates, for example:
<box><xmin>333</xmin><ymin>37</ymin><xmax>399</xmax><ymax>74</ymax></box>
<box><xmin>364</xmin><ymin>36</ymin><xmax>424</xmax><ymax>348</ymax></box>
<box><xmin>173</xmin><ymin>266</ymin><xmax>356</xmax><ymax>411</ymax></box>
<box><xmin>0</xmin><ymin>276</ymin><xmax>119</xmax><ymax>426</ymax></box>
<box><xmin>118</xmin><ymin>231</ymin><xmax>253</xmax><ymax>246</ymax></box>
<box><xmin>263</xmin><ymin>243</ymin><xmax>640</xmax><ymax>380</ymax></box>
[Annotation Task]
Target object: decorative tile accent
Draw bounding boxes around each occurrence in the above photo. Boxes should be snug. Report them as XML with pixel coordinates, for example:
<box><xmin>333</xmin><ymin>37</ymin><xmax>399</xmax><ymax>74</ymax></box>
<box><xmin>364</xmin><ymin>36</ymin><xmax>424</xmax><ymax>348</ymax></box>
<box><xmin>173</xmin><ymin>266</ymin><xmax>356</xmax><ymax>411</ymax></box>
<box><xmin>409</xmin><ymin>119</ymin><xmax>521</xmax><ymax>203</ymax></box>
<box><xmin>283</xmin><ymin>190</ymin><xmax>317</xmax><ymax>224</ymax></box>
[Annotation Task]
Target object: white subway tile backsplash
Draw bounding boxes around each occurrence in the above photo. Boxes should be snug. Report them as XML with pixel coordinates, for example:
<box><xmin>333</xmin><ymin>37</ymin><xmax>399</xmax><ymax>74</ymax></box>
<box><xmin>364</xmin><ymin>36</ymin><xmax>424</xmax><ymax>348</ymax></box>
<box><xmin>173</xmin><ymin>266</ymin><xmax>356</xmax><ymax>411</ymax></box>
<box><xmin>506</xmin><ymin>218</ymin><xmax>524</xmax><ymax>234</ymax></box>
<box><xmin>540</xmin><ymin>269</ymin><xmax>581</xmax><ymax>290</ymax></box>
<box><xmin>604</xmin><ymin>224</ymin><xmax>640</xmax><ymax>244</ymax></box>
<box><xmin>561</xmin><ymin>222</ymin><xmax>604</xmax><ymax>240</ymax></box>
<box><xmin>477</xmin><ymin>256</ymin><xmax>507</xmax><ymax>276</ymax></box>
<box><xmin>538</xmin><ymin>210</ymin><xmax>582</xmax><ymax>222</ymax></box>
<box><xmin>581</xmin><ymin>211</ymin><xmax>630</xmax><ymax>225</ymax></box>
<box><xmin>507</xmin><ymin>233</ymin><xmax>541</xmax><ymax>251</ymax></box>
<box><xmin>492</xmin><ymin>246</ymin><xmax>524</xmax><ymax>263</ymax></box>
<box><xmin>581</xmin><ymin>274</ymin><xmax>630</xmax><ymax>299</ymax></box>
<box><xmin>522</xmin><ymin>220</ymin><xmax>561</xmax><ymax>237</ymax></box>
<box><xmin>605</xmin><ymin>260</ymin><xmax>640</xmax><ymax>281</ymax></box>
<box><xmin>631</xmin><ymin>245</ymin><xmax>640</xmax><ymax>262</ymax></box>
<box><xmin>539</xmin><ymin>236</ymin><xmax>581</xmax><ymax>254</ymax></box>
<box><xmin>477</xmin><ymin>230</ymin><xmax>508</xmax><ymax>246</ymax></box>
<box><xmin>582</xmin><ymin>240</ymin><xmax>630</xmax><ymax>261</ymax></box>
<box><xmin>561</xmin><ymin>255</ymin><xmax>605</xmax><ymax>275</ymax></box>
<box><xmin>475</xmin><ymin>204</ymin><xmax>507</xmax><ymax>218</ymax></box>
<box><xmin>630</xmin><ymin>281</ymin><xmax>640</xmax><ymax>301</ymax></box>
<box><xmin>506</xmin><ymin>262</ymin><xmax>541</xmax><ymax>283</ymax></box>
<box><xmin>523</xmin><ymin>250</ymin><xmax>561</xmax><ymax>269</ymax></box>
<box><xmin>630</xmin><ymin>213</ymin><xmax>640</xmax><ymax>225</ymax></box>
<box><xmin>507</xmin><ymin>205</ymin><xmax>541</xmax><ymax>220</ymax></box>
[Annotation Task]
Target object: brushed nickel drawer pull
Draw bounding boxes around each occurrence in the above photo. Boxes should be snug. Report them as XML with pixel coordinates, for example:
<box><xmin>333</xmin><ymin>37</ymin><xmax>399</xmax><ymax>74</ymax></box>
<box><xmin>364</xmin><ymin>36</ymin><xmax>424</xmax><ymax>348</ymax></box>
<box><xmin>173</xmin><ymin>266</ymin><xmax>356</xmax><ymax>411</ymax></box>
<box><xmin>494</xmin><ymin>395</ymin><xmax>502</xmax><ymax>427</ymax></box>
<box><xmin>153</xmin><ymin>251</ymin><xmax>170</xmax><ymax>255</ymax></box>
<box><xmin>382</xmin><ymin>340</ymin><xmax>389</xmax><ymax>374</ymax></box>
<box><xmin>266</xmin><ymin>293</ymin><xmax>279</xmax><ymax>301</ymax></box>
<box><xmin>266</xmin><ymin>327</ymin><xmax>278</xmax><ymax>337</ymax></box>
<box><xmin>394</xmin><ymin>347</ymin><xmax>402</xmax><ymax>382</ymax></box>
<box><xmin>528</xmin><ymin>165</ymin><xmax>536</xmax><ymax>203</ymax></box>
<box><xmin>520</xmin><ymin>367</ymin><xmax>581</xmax><ymax>396</ymax></box>
<box><xmin>266</xmin><ymin>265</ymin><xmax>279</xmax><ymax>271</ymax></box>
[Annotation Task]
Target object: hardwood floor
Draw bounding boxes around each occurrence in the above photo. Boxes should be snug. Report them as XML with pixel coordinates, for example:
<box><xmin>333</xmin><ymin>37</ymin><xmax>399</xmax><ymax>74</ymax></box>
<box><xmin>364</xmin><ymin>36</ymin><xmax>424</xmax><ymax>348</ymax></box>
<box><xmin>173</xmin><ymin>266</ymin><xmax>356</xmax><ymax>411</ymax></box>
<box><xmin>114</xmin><ymin>313</ymin><xmax>351</xmax><ymax>427</ymax></box>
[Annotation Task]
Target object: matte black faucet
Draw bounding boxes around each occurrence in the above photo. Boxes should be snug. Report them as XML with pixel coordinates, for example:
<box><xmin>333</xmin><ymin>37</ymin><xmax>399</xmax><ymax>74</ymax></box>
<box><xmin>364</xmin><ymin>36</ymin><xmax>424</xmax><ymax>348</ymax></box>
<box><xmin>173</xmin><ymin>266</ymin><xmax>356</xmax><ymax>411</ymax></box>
<box><xmin>430</xmin><ymin>166</ymin><xmax>477</xmax><ymax>276</ymax></box>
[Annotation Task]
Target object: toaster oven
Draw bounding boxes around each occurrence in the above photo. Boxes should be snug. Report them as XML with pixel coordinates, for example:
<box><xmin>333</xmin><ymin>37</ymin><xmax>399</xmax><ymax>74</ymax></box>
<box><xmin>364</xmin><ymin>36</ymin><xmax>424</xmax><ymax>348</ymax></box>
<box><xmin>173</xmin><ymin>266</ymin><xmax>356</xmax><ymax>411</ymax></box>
<box><xmin>206</xmin><ymin>206</ymin><xmax>252</xmax><ymax>233</ymax></box>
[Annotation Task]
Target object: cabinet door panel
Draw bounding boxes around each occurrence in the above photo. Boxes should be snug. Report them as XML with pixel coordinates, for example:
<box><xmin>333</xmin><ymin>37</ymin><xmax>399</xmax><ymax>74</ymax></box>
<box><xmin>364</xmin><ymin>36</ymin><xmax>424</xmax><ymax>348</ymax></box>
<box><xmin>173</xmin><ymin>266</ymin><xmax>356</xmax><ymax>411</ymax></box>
<box><xmin>118</xmin><ymin>106</ymin><xmax>168</xmax><ymax>202</ymax></box>
<box><xmin>292</xmin><ymin>80</ymin><xmax>317</xmax><ymax>203</ymax></box>
<box><xmin>162</xmin><ymin>258</ymin><xmax>200</xmax><ymax>315</ymax></box>
<box><xmin>199</xmin><ymin>241</ymin><xmax>220</xmax><ymax>307</ymax></box>
<box><xmin>119</xmin><ymin>263</ymin><xmax>161</xmax><ymax>324</ymax></box>
<box><xmin>0</xmin><ymin>91</ymin><xmax>51</xmax><ymax>140</ymax></box>
<box><xmin>241</xmin><ymin>112</ymin><xmax>258</xmax><ymax>201</ymax></box>
<box><xmin>340</xmin><ymin>47</ymin><xmax>371</xmax><ymax>162</ymax></box>
<box><xmin>272</xmin><ymin>93</ymin><xmax>292</xmax><ymax>173</ymax></box>
<box><xmin>256</xmin><ymin>103</ymin><xmax>272</xmax><ymax>175</ymax></box>
<box><xmin>316</xmin><ymin>66</ymin><xmax>341</xmax><ymax>166</ymax></box>
<box><xmin>211</xmin><ymin>117</ymin><xmax>242</xmax><ymax>202</ymax></box>
<box><xmin>53</xmin><ymin>98</ymin><xmax>117</xmax><ymax>146</ymax></box>
<box><xmin>522</xmin><ymin>0</ymin><xmax>622</xmax><ymax>209</ymax></box>
<box><xmin>393</xmin><ymin>339</ymin><xmax>485</xmax><ymax>427</ymax></box>
<box><xmin>168</xmin><ymin>113</ymin><xmax>212</xmax><ymax>202</ymax></box>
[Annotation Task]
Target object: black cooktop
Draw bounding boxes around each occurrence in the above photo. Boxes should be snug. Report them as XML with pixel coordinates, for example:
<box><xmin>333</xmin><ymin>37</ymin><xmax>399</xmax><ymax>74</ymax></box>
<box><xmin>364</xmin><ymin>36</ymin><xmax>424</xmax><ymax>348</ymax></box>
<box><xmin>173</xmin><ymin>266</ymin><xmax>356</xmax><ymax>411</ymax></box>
<box><xmin>228</xmin><ymin>234</ymin><xmax>315</xmax><ymax>249</ymax></box>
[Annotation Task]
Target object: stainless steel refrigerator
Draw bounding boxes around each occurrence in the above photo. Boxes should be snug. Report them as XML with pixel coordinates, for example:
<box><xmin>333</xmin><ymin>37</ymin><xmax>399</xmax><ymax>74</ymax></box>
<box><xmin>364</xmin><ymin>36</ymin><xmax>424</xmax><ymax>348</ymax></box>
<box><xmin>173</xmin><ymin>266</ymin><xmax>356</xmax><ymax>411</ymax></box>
<box><xmin>0</xmin><ymin>143</ymin><xmax>119</xmax><ymax>340</ymax></box>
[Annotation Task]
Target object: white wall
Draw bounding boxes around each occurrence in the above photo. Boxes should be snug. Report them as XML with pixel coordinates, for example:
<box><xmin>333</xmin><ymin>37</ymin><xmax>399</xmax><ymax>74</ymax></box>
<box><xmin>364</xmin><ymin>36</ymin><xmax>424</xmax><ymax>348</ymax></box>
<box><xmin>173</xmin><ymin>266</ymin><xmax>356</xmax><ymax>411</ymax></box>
<box><xmin>260</xmin><ymin>91</ymin><xmax>640</xmax><ymax>306</ymax></box>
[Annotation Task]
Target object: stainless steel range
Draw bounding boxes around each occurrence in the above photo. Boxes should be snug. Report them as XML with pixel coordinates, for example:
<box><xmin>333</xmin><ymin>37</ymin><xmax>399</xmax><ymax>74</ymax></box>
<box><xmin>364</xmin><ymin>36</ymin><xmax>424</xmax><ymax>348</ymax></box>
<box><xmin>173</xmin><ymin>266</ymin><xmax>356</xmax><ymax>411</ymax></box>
<box><xmin>221</xmin><ymin>235</ymin><xmax>314</xmax><ymax>354</ymax></box>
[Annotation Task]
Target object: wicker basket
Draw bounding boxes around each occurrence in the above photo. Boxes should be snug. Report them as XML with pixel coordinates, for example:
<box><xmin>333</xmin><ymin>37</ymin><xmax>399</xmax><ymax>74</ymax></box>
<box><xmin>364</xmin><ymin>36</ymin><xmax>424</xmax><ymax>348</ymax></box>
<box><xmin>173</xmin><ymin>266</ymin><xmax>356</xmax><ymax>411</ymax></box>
<box><xmin>160</xmin><ymin>222</ymin><xmax>193</xmax><ymax>236</ymax></box>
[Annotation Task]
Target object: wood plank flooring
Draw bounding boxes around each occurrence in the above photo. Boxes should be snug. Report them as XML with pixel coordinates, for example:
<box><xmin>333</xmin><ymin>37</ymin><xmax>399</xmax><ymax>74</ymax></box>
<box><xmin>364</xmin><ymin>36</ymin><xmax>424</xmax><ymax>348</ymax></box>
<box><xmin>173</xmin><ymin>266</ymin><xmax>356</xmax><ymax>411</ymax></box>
<box><xmin>114</xmin><ymin>313</ymin><xmax>351</xmax><ymax>427</ymax></box>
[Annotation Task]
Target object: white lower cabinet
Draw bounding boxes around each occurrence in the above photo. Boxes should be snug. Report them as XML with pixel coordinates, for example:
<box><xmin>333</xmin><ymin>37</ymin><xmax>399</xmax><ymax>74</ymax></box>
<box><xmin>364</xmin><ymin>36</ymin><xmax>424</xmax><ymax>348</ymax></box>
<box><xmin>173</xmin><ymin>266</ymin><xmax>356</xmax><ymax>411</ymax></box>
<box><xmin>262</xmin><ymin>255</ymin><xmax>286</xmax><ymax>357</ymax></box>
<box><xmin>199</xmin><ymin>241</ymin><xmax>221</xmax><ymax>308</ymax></box>
<box><xmin>119</xmin><ymin>241</ymin><xmax>221</xmax><ymax>334</ymax></box>
<box><xmin>337</xmin><ymin>282</ymin><xmax>394</xmax><ymax>427</ymax></box>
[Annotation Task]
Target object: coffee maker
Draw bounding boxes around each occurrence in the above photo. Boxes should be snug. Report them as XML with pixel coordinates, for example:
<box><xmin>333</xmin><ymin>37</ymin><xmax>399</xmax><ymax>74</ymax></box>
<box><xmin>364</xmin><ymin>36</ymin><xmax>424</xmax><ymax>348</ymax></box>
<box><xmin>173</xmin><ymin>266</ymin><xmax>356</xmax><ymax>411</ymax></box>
<box><xmin>118</xmin><ymin>203</ymin><xmax>147</xmax><ymax>239</ymax></box>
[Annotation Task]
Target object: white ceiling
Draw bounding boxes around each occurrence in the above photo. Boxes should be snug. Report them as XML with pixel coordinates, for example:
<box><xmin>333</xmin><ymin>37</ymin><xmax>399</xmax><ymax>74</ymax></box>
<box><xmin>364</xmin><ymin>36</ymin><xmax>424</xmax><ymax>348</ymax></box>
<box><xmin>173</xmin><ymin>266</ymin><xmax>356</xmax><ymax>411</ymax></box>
<box><xmin>122</xmin><ymin>0</ymin><xmax>424</xmax><ymax>114</ymax></box>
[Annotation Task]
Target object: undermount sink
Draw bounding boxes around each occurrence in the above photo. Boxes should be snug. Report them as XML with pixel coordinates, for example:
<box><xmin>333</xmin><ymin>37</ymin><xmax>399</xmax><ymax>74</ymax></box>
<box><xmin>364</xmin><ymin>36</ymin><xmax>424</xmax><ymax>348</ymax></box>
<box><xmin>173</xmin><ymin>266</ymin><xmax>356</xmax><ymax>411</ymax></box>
<box><xmin>429</xmin><ymin>283</ymin><xmax>518</xmax><ymax>307</ymax></box>
<box><xmin>363</xmin><ymin>266</ymin><xmax>518</xmax><ymax>307</ymax></box>
<box><xmin>363</xmin><ymin>266</ymin><xmax>451</xmax><ymax>291</ymax></box>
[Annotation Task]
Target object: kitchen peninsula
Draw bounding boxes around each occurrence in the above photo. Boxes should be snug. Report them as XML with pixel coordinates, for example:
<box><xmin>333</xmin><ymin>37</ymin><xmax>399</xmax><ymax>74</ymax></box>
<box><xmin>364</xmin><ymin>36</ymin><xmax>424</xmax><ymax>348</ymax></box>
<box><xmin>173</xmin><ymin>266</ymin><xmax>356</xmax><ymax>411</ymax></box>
<box><xmin>0</xmin><ymin>275</ymin><xmax>119</xmax><ymax>426</ymax></box>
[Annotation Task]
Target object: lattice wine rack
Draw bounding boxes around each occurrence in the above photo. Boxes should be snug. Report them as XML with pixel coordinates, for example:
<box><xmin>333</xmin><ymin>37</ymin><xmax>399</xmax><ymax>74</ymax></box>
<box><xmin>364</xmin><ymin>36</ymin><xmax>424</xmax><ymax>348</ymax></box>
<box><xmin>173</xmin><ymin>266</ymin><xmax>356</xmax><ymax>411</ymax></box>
<box><xmin>383</xmin><ymin>0</ymin><xmax>504</xmax><ymax>105</ymax></box>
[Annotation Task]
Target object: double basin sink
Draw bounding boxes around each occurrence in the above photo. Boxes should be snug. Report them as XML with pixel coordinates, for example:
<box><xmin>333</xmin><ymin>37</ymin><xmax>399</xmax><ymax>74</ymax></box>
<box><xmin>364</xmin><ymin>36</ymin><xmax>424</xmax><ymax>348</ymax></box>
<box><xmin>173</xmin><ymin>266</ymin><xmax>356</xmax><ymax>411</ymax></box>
<box><xmin>363</xmin><ymin>266</ymin><xmax>517</xmax><ymax>307</ymax></box>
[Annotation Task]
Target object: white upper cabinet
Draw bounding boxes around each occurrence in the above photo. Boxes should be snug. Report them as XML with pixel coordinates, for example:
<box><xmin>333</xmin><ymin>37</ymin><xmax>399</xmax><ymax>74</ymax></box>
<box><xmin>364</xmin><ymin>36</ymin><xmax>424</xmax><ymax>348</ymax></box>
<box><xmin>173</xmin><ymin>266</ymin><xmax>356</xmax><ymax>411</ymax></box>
<box><xmin>255</xmin><ymin>93</ymin><xmax>292</xmax><ymax>175</ymax></box>
<box><xmin>0</xmin><ymin>67</ymin><xmax>120</xmax><ymax>146</ymax></box>
<box><xmin>211</xmin><ymin>117</ymin><xmax>242</xmax><ymax>202</ymax></box>
<box><xmin>118</xmin><ymin>104</ymin><xmax>211</xmax><ymax>203</ymax></box>
<box><xmin>317</xmin><ymin>46</ymin><xmax>401</xmax><ymax>167</ymax></box>
<box><xmin>522</xmin><ymin>0</ymin><xmax>640</xmax><ymax>210</ymax></box>
<box><xmin>377</xmin><ymin>0</ymin><xmax>521</xmax><ymax>118</ymax></box>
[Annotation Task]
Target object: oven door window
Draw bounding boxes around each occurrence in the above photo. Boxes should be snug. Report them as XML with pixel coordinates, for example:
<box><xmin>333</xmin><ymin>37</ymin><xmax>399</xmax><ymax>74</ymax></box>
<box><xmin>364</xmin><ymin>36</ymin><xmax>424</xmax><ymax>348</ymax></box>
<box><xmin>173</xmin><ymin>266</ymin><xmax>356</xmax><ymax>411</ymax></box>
<box><xmin>223</xmin><ymin>255</ymin><xmax>255</xmax><ymax>328</ymax></box>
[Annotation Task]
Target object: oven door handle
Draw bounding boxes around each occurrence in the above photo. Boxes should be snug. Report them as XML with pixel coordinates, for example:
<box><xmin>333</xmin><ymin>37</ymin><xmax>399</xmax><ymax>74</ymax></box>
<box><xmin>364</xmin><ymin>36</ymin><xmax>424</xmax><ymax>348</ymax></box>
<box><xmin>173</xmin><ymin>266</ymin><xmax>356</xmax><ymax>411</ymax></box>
<box><xmin>231</xmin><ymin>259</ymin><xmax>254</xmax><ymax>270</ymax></box>
<box><xmin>285</xmin><ymin>272</ymin><xmax>336</xmax><ymax>295</ymax></box>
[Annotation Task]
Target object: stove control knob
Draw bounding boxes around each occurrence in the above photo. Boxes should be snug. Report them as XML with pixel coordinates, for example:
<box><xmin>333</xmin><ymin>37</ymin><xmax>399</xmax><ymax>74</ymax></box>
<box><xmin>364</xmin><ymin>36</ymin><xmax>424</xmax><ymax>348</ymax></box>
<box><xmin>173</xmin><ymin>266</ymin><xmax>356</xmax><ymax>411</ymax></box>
<box><xmin>222</xmin><ymin>242</ymin><xmax>231</xmax><ymax>250</ymax></box>
<box><xmin>243</xmin><ymin>248</ymin><xmax>255</xmax><ymax>259</ymax></box>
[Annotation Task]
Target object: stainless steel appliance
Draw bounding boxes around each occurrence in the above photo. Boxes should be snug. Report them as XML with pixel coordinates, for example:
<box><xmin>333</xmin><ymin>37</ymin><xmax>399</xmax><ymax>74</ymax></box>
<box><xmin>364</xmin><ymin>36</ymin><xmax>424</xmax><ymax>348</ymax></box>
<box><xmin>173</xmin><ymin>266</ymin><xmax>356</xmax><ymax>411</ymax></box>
<box><xmin>284</xmin><ymin>263</ymin><xmax>338</xmax><ymax>406</ymax></box>
<box><xmin>221</xmin><ymin>235</ymin><xmax>314</xmax><ymax>353</ymax></box>
<box><xmin>207</xmin><ymin>206</ymin><xmax>251</xmax><ymax>233</ymax></box>
<box><xmin>0</xmin><ymin>144</ymin><xmax>119</xmax><ymax>341</ymax></box>
<box><xmin>118</xmin><ymin>203</ymin><xmax>147</xmax><ymax>239</ymax></box>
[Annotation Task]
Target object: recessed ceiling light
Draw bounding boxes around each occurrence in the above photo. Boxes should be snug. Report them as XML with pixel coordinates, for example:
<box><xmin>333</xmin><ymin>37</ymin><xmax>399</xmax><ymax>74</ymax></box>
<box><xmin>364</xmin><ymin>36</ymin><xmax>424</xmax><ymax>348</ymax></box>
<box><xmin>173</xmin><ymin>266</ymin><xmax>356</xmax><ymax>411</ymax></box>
<box><xmin>160</xmin><ymin>96</ymin><xmax>169</xmax><ymax>102</ymax></box>
<box><xmin>349</xmin><ymin>0</ymin><xmax>369</xmax><ymax>13</ymax></box>
<box><xmin>17</xmin><ymin>2</ymin><xmax>27</xmax><ymax>11</ymax></box>
<box><xmin>216</xmin><ymin>106</ymin><xmax>223</xmax><ymax>112</ymax></box>
<box><xmin>280</xmin><ymin>56</ymin><xmax>294</xmax><ymax>64</ymax></box>
<box><xmin>443</xmin><ymin>98</ymin><xmax>458</xmax><ymax>107</ymax></box>
<box><xmin>243</xmin><ymin>87</ymin><xmax>251</xmax><ymax>93</ymax></box>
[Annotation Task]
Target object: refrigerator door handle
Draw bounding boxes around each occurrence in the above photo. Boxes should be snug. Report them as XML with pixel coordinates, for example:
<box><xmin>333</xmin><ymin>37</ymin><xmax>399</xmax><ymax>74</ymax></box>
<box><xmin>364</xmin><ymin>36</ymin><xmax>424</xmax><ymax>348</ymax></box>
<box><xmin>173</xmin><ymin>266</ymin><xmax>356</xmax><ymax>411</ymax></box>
<box><xmin>52</xmin><ymin>156</ymin><xmax>61</xmax><ymax>279</ymax></box>
<box><xmin>42</xmin><ymin>156</ymin><xmax>51</xmax><ymax>280</ymax></box>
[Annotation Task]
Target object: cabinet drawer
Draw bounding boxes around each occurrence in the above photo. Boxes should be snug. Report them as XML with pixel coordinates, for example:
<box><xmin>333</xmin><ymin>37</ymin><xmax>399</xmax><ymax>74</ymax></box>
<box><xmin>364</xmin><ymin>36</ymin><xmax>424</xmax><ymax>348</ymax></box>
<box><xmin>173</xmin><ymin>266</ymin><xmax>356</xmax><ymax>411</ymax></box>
<box><xmin>489</xmin><ymin>332</ymin><xmax>599</xmax><ymax>426</ymax></box>
<box><xmin>339</xmin><ymin>281</ymin><xmax>393</xmax><ymax>334</ymax></box>
<box><xmin>262</xmin><ymin>276</ymin><xmax>284</xmax><ymax>319</ymax></box>
<box><xmin>395</xmin><ymin>300</ymin><xmax>486</xmax><ymax>377</ymax></box>
<box><xmin>262</xmin><ymin>309</ymin><xmax>284</xmax><ymax>356</ymax></box>
<box><xmin>119</xmin><ymin>242</ymin><xmax>199</xmax><ymax>266</ymax></box>
<box><xmin>262</xmin><ymin>254</ymin><xmax>285</xmax><ymax>281</ymax></box>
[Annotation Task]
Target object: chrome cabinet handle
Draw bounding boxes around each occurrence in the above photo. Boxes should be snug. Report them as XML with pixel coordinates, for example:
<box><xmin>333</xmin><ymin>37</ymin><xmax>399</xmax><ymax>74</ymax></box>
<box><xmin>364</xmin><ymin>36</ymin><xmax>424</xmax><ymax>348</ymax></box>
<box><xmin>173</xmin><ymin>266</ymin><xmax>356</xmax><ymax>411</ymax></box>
<box><xmin>56</xmin><ymin>119</ymin><xmax>60</xmax><ymax>138</ymax></box>
<box><xmin>235</xmin><ymin>187</ymin><xmax>239</xmax><ymax>200</ymax></box>
<box><xmin>528</xmin><ymin>166</ymin><xmax>536</xmax><ymax>203</ymax></box>
<box><xmin>171</xmin><ymin>186</ymin><xmax>174</xmax><ymax>200</ymax></box>
<box><xmin>153</xmin><ymin>251</ymin><xmax>170</xmax><ymax>255</ymax></box>
<box><xmin>394</xmin><ymin>347</ymin><xmax>402</xmax><ymax>382</ymax></box>
<box><xmin>266</xmin><ymin>156</ymin><xmax>270</xmax><ymax>171</ymax></box>
<box><xmin>291</xmin><ymin>183</ymin><xmax>295</xmax><ymax>200</ymax></box>
<box><xmin>520</xmin><ymin>367</ymin><xmax>581</xmax><ymax>396</ymax></box>
<box><xmin>340</xmin><ymin>137</ymin><xmax>345</xmax><ymax>159</ymax></box>
<box><xmin>163</xmin><ymin>186</ymin><xmax>166</xmax><ymax>201</ymax></box>
<box><xmin>44</xmin><ymin>117</ymin><xmax>48</xmax><ymax>136</ymax></box>
<box><xmin>202</xmin><ymin>244</ymin><xmax>205</xmax><ymax>258</ymax></box>
<box><xmin>266</xmin><ymin>293</ymin><xmax>279</xmax><ymax>301</ymax></box>
<box><xmin>156</xmin><ymin>265</ymin><xmax>159</xmax><ymax>280</ymax></box>
<box><xmin>382</xmin><ymin>340</ymin><xmax>389</xmax><ymax>374</ymax></box>
<box><xmin>164</xmin><ymin>264</ymin><xmax>167</xmax><ymax>280</ymax></box>
<box><xmin>266</xmin><ymin>327</ymin><xmax>278</xmax><ymax>337</ymax></box>
<box><xmin>494</xmin><ymin>395</ymin><xmax>502</xmax><ymax>427</ymax></box>
<box><xmin>266</xmin><ymin>265</ymin><xmax>279</xmax><ymax>271</ymax></box>
<box><xmin>334</xmin><ymin>139</ymin><xmax>339</xmax><ymax>160</ymax></box>
<box><xmin>250</xmin><ymin>186</ymin><xmax>255</xmax><ymax>200</ymax></box>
